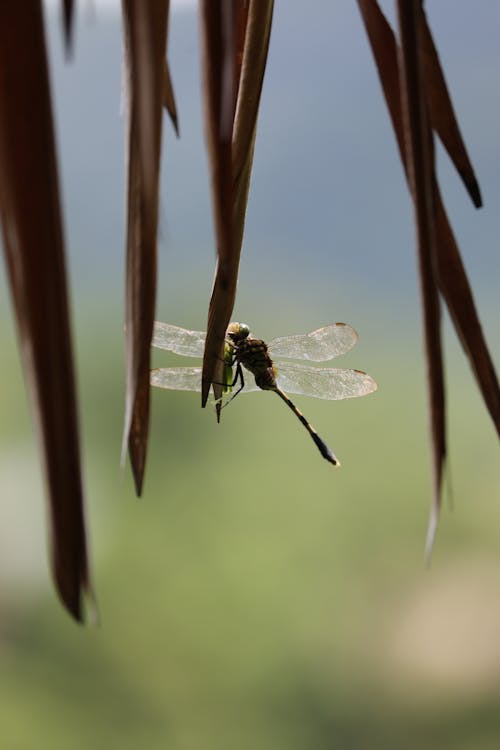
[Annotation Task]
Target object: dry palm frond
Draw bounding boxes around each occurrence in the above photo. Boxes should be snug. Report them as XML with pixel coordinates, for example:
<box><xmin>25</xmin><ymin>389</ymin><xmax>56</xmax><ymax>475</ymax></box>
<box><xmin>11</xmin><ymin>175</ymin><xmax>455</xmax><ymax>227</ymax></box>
<box><xmin>200</xmin><ymin>1</ymin><xmax>274</xmax><ymax>417</ymax></box>
<box><xmin>420</xmin><ymin>7</ymin><xmax>481</xmax><ymax>209</ymax></box>
<box><xmin>62</xmin><ymin>0</ymin><xmax>75</xmax><ymax>55</ymax></box>
<box><xmin>121</xmin><ymin>0</ymin><xmax>177</xmax><ymax>496</ymax></box>
<box><xmin>358</xmin><ymin>0</ymin><xmax>499</xmax><ymax>550</ymax></box>
<box><xmin>396</xmin><ymin>0</ymin><xmax>445</xmax><ymax>553</ymax></box>
<box><xmin>163</xmin><ymin>58</ymin><xmax>179</xmax><ymax>136</ymax></box>
<box><xmin>0</xmin><ymin>2</ymin><xmax>91</xmax><ymax>621</ymax></box>
<box><xmin>1</xmin><ymin>1</ymin><xmax>498</xmax><ymax>620</ymax></box>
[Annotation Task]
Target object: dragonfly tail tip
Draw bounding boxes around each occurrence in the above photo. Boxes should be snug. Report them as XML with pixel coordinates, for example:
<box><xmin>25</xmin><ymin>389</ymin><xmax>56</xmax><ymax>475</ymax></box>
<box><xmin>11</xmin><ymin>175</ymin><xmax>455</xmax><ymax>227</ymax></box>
<box><xmin>325</xmin><ymin>450</ymin><xmax>340</xmax><ymax>467</ymax></box>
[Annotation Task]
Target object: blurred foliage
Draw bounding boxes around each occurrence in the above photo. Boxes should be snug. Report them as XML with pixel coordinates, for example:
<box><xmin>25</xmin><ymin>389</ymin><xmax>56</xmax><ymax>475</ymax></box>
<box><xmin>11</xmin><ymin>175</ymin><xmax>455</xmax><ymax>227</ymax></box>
<box><xmin>1</xmin><ymin>300</ymin><xmax>499</xmax><ymax>749</ymax></box>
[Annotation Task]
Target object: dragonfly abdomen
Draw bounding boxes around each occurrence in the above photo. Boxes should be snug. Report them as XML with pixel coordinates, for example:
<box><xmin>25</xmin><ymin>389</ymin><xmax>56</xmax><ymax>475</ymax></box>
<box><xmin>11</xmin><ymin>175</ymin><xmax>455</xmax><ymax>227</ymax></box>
<box><xmin>275</xmin><ymin>388</ymin><xmax>338</xmax><ymax>466</ymax></box>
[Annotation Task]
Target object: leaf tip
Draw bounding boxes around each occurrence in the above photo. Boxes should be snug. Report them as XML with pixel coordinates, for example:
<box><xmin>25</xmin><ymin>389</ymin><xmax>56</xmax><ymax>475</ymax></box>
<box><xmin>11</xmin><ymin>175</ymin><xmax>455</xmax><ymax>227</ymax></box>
<box><xmin>424</xmin><ymin>505</ymin><xmax>439</xmax><ymax>566</ymax></box>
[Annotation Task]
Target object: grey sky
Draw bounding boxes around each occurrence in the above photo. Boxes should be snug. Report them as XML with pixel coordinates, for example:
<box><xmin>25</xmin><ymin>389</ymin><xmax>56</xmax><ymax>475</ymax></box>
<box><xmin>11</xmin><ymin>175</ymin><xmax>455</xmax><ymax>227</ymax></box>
<box><xmin>32</xmin><ymin>2</ymin><xmax>500</xmax><ymax>336</ymax></box>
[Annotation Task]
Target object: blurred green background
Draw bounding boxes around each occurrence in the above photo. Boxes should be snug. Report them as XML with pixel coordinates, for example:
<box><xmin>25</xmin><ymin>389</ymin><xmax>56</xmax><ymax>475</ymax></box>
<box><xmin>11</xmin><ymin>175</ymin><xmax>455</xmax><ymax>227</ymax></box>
<box><xmin>1</xmin><ymin>2</ymin><xmax>499</xmax><ymax>749</ymax></box>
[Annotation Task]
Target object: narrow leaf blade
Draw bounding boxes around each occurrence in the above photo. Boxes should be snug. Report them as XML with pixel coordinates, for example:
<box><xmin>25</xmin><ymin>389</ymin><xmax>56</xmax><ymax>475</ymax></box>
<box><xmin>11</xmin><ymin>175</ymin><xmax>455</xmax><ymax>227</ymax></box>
<box><xmin>0</xmin><ymin>2</ymin><xmax>91</xmax><ymax>620</ymax></box>
<box><xmin>199</xmin><ymin>0</ymin><xmax>239</xmax><ymax>409</ymax></box>
<box><xmin>121</xmin><ymin>0</ymin><xmax>169</xmax><ymax>494</ymax></box>
<box><xmin>420</xmin><ymin>6</ymin><xmax>482</xmax><ymax>208</ymax></box>
<box><xmin>201</xmin><ymin>1</ymin><xmax>274</xmax><ymax>413</ymax></box>
<box><xmin>397</xmin><ymin>0</ymin><xmax>446</xmax><ymax>540</ymax></box>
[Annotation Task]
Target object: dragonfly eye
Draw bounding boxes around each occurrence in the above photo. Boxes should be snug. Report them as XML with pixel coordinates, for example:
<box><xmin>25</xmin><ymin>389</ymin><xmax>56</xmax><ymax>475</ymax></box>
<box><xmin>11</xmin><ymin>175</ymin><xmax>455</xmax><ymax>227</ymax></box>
<box><xmin>227</xmin><ymin>322</ymin><xmax>250</xmax><ymax>342</ymax></box>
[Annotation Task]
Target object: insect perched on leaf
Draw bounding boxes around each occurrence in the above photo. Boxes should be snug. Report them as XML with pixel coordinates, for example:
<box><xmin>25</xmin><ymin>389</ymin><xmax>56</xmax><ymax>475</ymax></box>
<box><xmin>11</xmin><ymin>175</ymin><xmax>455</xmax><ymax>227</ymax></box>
<box><xmin>151</xmin><ymin>321</ymin><xmax>377</xmax><ymax>465</ymax></box>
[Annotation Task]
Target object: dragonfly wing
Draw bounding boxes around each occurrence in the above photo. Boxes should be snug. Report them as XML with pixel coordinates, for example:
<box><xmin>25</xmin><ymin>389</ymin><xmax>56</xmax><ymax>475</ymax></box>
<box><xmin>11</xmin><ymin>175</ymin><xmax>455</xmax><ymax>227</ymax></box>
<box><xmin>151</xmin><ymin>367</ymin><xmax>203</xmax><ymax>391</ymax></box>
<box><xmin>152</xmin><ymin>322</ymin><xmax>206</xmax><ymax>357</ymax></box>
<box><xmin>276</xmin><ymin>363</ymin><xmax>377</xmax><ymax>400</ymax></box>
<box><xmin>151</xmin><ymin>367</ymin><xmax>261</xmax><ymax>396</ymax></box>
<box><xmin>268</xmin><ymin>323</ymin><xmax>358</xmax><ymax>362</ymax></box>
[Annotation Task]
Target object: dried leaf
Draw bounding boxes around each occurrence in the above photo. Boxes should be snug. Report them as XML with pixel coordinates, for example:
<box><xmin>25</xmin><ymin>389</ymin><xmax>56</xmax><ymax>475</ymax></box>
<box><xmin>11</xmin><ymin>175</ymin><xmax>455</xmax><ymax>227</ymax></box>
<box><xmin>357</xmin><ymin>0</ymin><xmax>406</xmax><ymax>162</ymax></box>
<box><xmin>419</xmin><ymin>5</ymin><xmax>482</xmax><ymax>208</ymax></box>
<box><xmin>359</xmin><ymin>0</ymin><xmax>499</xmax><ymax>544</ymax></box>
<box><xmin>199</xmin><ymin>0</ymin><xmax>239</xmax><ymax>411</ymax></box>
<box><xmin>201</xmin><ymin>1</ymin><xmax>274</xmax><ymax>414</ymax></box>
<box><xmin>361</xmin><ymin>0</ymin><xmax>499</xmax><ymax>416</ymax></box>
<box><xmin>232</xmin><ymin>1</ymin><xmax>274</xmax><ymax>265</ymax></box>
<box><xmin>397</xmin><ymin>0</ymin><xmax>446</xmax><ymax>545</ymax></box>
<box><xmin>0</xmin><ymin>2</ymin><xmax>91</xmax><ymax>621</ymax></box>
<box><xmin>435</xmin><ymin>194</ymin><xmax>500</xmax><ymax>434</ymax></box>
<box><xmin>62</xmin><ymin>0</ymin><xmax>75</xmax><ymax>57</ymax></box>
<box><xmin>121</xmin><ymin>0</ymin><xmax>169</xmax><ymax>495</ymax></box>
<box><xmin>163</xmin><ymin>59</ymin><xmax>179</xmax><ymax>136</ymax></box>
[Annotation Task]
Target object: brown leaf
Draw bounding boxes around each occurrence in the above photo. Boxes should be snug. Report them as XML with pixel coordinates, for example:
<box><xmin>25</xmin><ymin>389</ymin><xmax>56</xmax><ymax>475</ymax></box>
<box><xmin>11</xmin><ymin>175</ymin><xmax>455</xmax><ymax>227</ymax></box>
<box><xmin>163</xmin><ymin>59</ymin><xmax>179</xmax><ymax>136</ymax></box>
<box><xmin>232</xmin><ymin>1</ymin><xmax>274</xmax><ymax>265</ymax></box>
<box><xmin>0</xmin><ymin>2</ymin><xmax>91</xmax><ymax>621</ymax></box>
<box><xmin>199</xmin><ymin>1</ymin><xmax>239</xmax><ymax>411</ymax></box>
<box><xmin>359</xmin><ymin>0</ymin><xmax>499</xmax><ymax>546</ymax></box>
<box><xmin>357</xmin><ymin>0</ymin><xmax>406</xmax><ymax>162</ymax></box>
<box><xmin>397</xmin><ymin>0</ymin><xmax>446</xmax><ymax>548</ymax></box>
<box><xmin>435</xmin><ymin>193</ymin><xmax>500</xmax><ymax>434</ymax></box>
<box><xmin>201</xmin><ymin>1</ymin><xmax>274</xmax><ymax>414</ymax></box>
<box><xmin>162</xmin><ymin>3</ymin><xmax>179</xmax><ymax>136</ymax></box>
<box><xmin>419</xmin><ymin>5</ymin><xmax>482</xmax><ymax>208</ymax></box>
<box><xmin>62</xmin><ymin>0</ymin><xmax>75</xmax><ymax>57</ymax></box>
<box><xmin>121</xmin><ymin>0</ymin><xmax>169</xmax><ymax>495</ymax></box>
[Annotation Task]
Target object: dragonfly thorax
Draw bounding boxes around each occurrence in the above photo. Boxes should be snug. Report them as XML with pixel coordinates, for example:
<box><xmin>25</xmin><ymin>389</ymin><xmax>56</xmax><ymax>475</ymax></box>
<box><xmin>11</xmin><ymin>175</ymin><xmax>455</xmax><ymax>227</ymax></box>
<box><xmin>226</xmin><ymin>323</ymin><xmax>279</xmax><ymax>391</ymax></box>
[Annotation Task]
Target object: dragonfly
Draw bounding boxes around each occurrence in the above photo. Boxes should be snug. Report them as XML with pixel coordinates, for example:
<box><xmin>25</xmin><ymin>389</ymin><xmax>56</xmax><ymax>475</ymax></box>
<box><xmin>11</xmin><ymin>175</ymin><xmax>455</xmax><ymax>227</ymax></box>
<box><xmin>151</xmin><ymin>321</ymin><xmax>377</xmax><ymax>466</ymax></box>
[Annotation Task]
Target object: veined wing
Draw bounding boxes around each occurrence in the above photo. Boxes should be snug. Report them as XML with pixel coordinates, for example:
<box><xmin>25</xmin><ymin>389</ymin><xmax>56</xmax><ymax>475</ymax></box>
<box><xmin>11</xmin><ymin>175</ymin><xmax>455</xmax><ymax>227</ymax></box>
<box><xmin>268</xmin><ymin>323</ymin><xmax>358</xmax><ymax>362</ymax></box>
<box><xmin>276</xmin><ymin>362</ymin><xmax>377</xmax><ymax>400</ymax></box>
<box><xmin>152</xmin><ymin>322</ymin><xmax>206</xmax><ymax>357</ymax></box>
<box><xmin>151</xmin><ymin>366</ymin><xmax>202</xmax><ymax>391</ymax></box>
<box><xmin>151</xmin><ymin>367</ymin><xmax>260</xmax><ymax>395</ymax></box>
<box><xmin>150</xmin><ymin>363</ymin><xmax>376</xmax><ymax>401</ymax></box>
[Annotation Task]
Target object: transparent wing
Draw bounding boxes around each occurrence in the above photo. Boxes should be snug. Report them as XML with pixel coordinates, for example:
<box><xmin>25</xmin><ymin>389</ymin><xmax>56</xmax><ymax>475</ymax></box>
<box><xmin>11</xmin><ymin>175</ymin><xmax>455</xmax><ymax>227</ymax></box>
<box><xmin>151</xmin><ymin>367</ymin><xmax>261</xmax><ymax>395</ymax></box>
<box><xmin>151</xmin><ymin>367</ymin><xmax>203</xmax><ymax>391</ymax></box>
<box><xmin>152</xmin><ymin>322</ymin><xmax>206</xmax><ymax>357</ymax></box>
<box><xmin>276</xmin><ymin>363</ymin><xmax>377</xmax><ymax>400</ymax></box>
<box><xmin>268</xmin><ymin>323</ymin><xmax>358</xmax><ymax>362</ymax></box>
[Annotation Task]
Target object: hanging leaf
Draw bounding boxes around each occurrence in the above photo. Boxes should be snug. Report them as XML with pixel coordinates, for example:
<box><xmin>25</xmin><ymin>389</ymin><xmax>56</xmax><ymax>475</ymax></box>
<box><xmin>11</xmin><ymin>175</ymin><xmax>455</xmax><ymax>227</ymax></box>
<box><xmin>0</xmin><ymin>2</ymin><xmax>91</xmax><ymax>621</ymax></box>
<box><xmin>199</xmin><ymin>0</ymin><xmax>239</xmax><ymax>413</ymax></box>
<box><xmin>163</xmin><ymin>58</ymin><xmax>179</xmax><ymax>136</ymax></box>
<box><xmin>61</xmin><ymin>0</ymin><xmax>75</xmax><ymax>56</ymax></box>
<box><xmin>396</xmin><ymin>0</ymin><xmax>446</xmax><ymax>552</ymax></box>
<box><xmin>420</xmin><ymin>6</ymin><xmax>482</xmax><ymax>208</ymax></box>
<box><xmin>121</xmin><ymin>0</ymin><xmax>175</xmax><ymax>495</ymax></box>
<box><xmin>201</xmin><ymin>1</ymin><xmax>274</xmax><ymax>417</ymax></box>
<box><xmin>358</xmin><ymin>0</ymin><xmax>499</xmax><ymax>548</ymax></box>
<box><xmin>434</xmin><ymin>194</ymin><xmax>500</xmax><ymax>434</ymax></box>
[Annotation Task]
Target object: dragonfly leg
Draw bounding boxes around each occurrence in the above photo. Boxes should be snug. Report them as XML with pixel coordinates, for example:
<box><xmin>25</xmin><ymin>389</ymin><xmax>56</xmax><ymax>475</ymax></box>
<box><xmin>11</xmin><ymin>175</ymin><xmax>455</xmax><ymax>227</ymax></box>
<box><xmin>230</xmin><ymin>362</ymin><xmax>244</xmax><ymax>389</ymax></box>
<box><xmin>220</xmin><ymin>362</ymin><xmax>246</xmax><ymax>410</ymax></box>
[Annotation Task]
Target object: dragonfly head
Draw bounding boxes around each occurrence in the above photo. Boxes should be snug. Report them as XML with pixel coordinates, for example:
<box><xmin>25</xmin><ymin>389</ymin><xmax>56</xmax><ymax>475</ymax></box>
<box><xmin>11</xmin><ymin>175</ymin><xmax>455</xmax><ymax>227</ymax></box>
<box><xmin>227</xmin><ymin>322</ymin><xmax>250</xmax><ymax>343</ymax></box>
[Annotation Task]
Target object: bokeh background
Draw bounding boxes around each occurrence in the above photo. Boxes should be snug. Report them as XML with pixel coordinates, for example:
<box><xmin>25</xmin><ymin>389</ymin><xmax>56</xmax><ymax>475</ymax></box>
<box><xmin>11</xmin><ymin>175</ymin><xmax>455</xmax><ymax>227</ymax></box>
<box><xmin>1</xmin><ymin>1</ymin><xmax>499</xmax><ymax>748</ymax></box>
